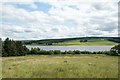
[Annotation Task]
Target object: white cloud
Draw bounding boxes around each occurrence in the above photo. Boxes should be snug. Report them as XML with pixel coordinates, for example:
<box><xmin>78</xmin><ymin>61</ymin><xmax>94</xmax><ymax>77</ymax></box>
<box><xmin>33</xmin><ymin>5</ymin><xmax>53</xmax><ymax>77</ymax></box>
<box><xmin>0</xmin><ymin>0</ymin><xmax>118</xmax><ymax>40</ymax></box>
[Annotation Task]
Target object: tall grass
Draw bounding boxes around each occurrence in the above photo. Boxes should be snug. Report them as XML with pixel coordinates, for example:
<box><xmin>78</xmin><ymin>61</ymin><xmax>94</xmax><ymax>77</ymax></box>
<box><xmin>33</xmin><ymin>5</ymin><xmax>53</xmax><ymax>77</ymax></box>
<box><xmin>2</xmin><ymin>55</ymin><xmax>118</xmax><ymax>78</ymax></box>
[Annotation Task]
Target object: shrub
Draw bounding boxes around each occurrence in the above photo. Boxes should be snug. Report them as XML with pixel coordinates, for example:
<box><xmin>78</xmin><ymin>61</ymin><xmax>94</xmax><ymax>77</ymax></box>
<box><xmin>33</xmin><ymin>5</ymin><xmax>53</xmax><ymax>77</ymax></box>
<box><xmin>2</xmin><ymin>52</ymin><xmax>8</xmax><ymax>57</ymax></box>
<box><xmin>96</xmin><ymin>51</ymin><xmax>102</xmax><ymax>54</ymax></box>
<box><xmin>47</xmin><ymin>50</ymin><xmax>54</xmax><ymax>55</ymax></box>
<box><xmin>102</xmin><ymin>51</ymin><xmax>110</xmax><ymax>55</ymax></box>
<box><xmin>73</xmin><ymin>50</ymin><xmax>81</xmax><ymax>54</ymax></box>
<box><xmin>30</xmin><ymin>48</ymin><xmax>38</xmax><ymax>55</ymax></box>
<box><xmin>54</xmin><ymin>50</ymin><xmax>61</xmax><ymax>54</ymax></box>
<box><xmin>38</xmin><ymin>50</ymin><xmax>47</xmax><ymax>55</ymax></box>
<box><xmin>110</xmin><ymin>44</ymin><xmax>120</xmax><ymax>56</ymax></box>
<box><xmin>67</xmin><ymin>51</ymin><xmax>73</xmax><ymax>54</ymax></box>
<box><xmin>61</xmin><ymin>51</ymin><xmax>67</xmax><ymax>54</ymax></box>
<box><xmin>81</xmin><ymin>51</ymin><xmax>86</xmax><ymax>54</ymax></box>
<box><xmin>85</xmin><ymin>51</ymin><xmax>92</xmax><ymax>54</ymax></box>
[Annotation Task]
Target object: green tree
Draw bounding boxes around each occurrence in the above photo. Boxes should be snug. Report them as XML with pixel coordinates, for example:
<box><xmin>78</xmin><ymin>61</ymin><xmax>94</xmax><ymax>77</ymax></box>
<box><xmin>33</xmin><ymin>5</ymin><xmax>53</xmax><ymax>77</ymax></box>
<box><xmin>67</xmin><ymin>51</ymin><xmax>73</xmax><ymax>54</ymax></box>
<box><xmin>16</xmin><ymin>41</ymin><xmax>27</xmax><ymax>56</ymax></box>
<box><xmin>0</xmin><ymin>38</ymin><xmax>2</xmax><ymax>56</ymax></box>
<box><xmin>10</xmin><ymin>40</ymin><xmax>18</xmax><ymax>56</ymax></box>
<box><xmin>73</xmin><ymin>50</ymin><xmax>81</xmax><ymax>54</ymax></box>
<box><xmin>2</xmin><ymin>38</ymin><xmax>29</xmax><ymax>57</ymax></box>
<box><xmin>3</xmin><ymin>38</ymin><xmax>11</xmax><ymax>56</ymax></box>
<box><xmin>54</xmin><ymin>50</ymin><xmax>61</xmax><ymax>54</ymax></box>
<box><xmin>110</xmin><ymin>44</ymin><xmax>120</xmax><ymax>56</ymax></box>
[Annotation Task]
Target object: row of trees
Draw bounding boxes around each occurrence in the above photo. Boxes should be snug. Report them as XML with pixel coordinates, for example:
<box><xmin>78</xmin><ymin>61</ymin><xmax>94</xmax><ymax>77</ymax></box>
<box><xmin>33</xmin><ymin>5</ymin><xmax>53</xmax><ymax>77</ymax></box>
<box><xmin>1</xmin><ymin>38</ymin><xmax>119</xmax><ymax>57</ymax></box>
<box><xmin>29</xmin><ymin>48</ymin><xmax>112</xmax><ymax>55</ymax></box>
<box><xmin>2</xmin><ymin>38</ymin><xmax>29</xmax><ymax>57</ymax></box>
<box><xmin>80</xmin><ymin>40</ymin><xmax>87</xmax><ymax>42</ymax></box>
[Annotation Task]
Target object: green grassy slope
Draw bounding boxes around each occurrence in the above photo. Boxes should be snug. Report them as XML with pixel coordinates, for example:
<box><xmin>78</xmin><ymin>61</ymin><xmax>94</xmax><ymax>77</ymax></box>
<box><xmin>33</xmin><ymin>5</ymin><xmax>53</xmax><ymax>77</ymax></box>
<box><xmin>2</xmin><ymin>55</ymin><xmax>118</xmax><ymax>78</ymax></box>
<box><xmin>43</xmin><ymin>39</ymin><xmax>118</xmax><ymax>46</ymax></box>
<box><xmin>23</xmin><ymin>37</ymin><xmax>119</xmax><ymax>46</ymax></box>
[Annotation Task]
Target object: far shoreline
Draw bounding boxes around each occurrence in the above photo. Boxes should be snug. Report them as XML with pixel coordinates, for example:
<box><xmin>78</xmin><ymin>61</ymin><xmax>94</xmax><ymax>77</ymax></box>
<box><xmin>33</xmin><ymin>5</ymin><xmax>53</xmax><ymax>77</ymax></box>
<box><xmin>25</xmin><ymin>45</ymin><xmax>116</xmax><ymax>47</ymax></box>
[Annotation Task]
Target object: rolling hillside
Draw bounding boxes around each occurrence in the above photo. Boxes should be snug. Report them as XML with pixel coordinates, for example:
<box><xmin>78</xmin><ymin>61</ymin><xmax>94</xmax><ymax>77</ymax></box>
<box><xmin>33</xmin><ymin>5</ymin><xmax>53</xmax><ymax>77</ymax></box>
<box><xmin>22</xmin><ymin>37</ymin><xmax>119</xmax><ymax>46</ymax></box>
<box><xmin>52</xmin><ymin>39</ymin><xmax>118</xmax><ymax>46</ymax></box>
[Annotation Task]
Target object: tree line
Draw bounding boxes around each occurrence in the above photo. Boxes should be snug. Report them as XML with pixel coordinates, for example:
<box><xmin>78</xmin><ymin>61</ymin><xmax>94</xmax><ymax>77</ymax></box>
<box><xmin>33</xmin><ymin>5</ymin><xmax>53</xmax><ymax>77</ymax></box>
<box><xmin>1</xmin><ymin>38</ymin><xmax>119</xmax><ymax>57</ymax></box>
<box><xmin>28</xmin><ymin>48</ymin><xmax>118</xmax><ymax>56</ymax></box>
<box><xmin>1</xmin><ymin>38</ymin><xmax>29</xmax><ymax>57</ymax></box>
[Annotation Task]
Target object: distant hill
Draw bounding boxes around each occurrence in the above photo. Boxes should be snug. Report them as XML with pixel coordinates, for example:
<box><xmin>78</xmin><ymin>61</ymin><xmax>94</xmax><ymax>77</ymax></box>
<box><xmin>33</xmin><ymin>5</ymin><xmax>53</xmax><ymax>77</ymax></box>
<box><xmin>22</xmin><ymin>37</ymin><xmax>120</xmax><ymax>46</ymax></box>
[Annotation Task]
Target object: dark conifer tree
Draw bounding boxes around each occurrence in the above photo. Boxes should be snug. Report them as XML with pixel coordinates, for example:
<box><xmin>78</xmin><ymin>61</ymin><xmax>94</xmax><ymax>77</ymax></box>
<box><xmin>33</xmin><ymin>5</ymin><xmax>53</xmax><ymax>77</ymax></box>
<box><xmin>16</xmin><ymin>41</ymin><xmax>27</xmax><ymax>56</ymax></box>
<box><xmin>3</xmin><ymin>37</ymin><xmax>11</xmax><ymax>56</ymax></box>
<box><xmin>10</xmin><ymin>40</ymin><xmax>18</xmax><ymax>56</ymax></box>
<box><xmin>0</xmin><ymin>38</ymin><xmax>2</xmax><ymax>56</ymax></box>
<box><xmin>2</xmin><ymin>37</ymin><xmax>29</xmax><ymax>57</ymax></box>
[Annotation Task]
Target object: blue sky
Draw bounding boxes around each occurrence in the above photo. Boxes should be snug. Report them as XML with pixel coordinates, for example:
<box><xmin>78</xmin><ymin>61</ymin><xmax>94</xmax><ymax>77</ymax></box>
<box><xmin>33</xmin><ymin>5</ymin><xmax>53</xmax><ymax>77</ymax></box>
<box><xmin>0</xmin><ymin>0</ymin><xmax>119</xmax><ymax>40</ymax></box>
<box><xmin>16</xmin><ymin>2</ymin><xmax>52</xmax><ymax>13</ymax></box>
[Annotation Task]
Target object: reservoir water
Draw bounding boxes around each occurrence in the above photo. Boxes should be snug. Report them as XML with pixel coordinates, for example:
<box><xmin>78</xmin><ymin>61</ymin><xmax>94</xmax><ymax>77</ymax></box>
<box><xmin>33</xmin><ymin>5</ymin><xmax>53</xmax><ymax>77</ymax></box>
<box><xmin>26</xmin><ymin>46</ymin><xmax>114</xmax><ymax>52</ymax></box>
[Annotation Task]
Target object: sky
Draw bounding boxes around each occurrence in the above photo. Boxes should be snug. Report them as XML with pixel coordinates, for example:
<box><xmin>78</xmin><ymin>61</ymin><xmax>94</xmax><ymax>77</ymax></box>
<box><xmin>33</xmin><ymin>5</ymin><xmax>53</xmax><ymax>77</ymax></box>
<box><xmin>0</xmin><ymin>0</ymin><xmax>119</xmax><ymax>40</ymax></box>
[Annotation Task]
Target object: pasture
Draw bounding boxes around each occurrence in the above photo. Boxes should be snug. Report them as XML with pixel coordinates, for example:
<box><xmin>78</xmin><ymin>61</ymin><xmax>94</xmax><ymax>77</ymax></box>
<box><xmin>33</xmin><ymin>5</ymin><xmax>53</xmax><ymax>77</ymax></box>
<box><xmin>28</xmin><ymin>39</ymin><xmax>118</xmax><ymax>46</ymax></box>
<box><xmin>2</xmin><ymin>54</ymin><xmax>118</xmax><ymax>78</ymax></box>
<box><xmin>52</xmin><ymin>39</ymin><xmax>118</xmax><ymax>46</ymax></box>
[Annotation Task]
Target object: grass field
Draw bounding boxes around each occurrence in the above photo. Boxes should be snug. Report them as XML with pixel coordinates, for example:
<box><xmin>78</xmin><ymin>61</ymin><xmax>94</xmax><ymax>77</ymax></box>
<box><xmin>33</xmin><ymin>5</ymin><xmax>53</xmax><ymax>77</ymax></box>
<box><xmin>27</xmin><ymin>39</ymin><xmax>118</xmax><ymax>46</ymax></box>
<box><xmin>52</xmin><ymin>39</ymin><xmax>118</xmax><ymax>46</ymax></box>
<box><xmin>2</xmin><ymin>54</ymin><xmax>118</xmax><ymax>78</ymax></box>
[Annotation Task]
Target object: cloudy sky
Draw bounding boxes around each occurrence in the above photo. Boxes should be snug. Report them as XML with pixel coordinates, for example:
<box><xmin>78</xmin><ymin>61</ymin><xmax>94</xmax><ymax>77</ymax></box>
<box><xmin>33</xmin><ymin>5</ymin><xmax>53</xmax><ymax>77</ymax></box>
<box><xmin>0</xmin><ymin>0</ymin><xmax>119</xmax><ymax>40</ymax></box>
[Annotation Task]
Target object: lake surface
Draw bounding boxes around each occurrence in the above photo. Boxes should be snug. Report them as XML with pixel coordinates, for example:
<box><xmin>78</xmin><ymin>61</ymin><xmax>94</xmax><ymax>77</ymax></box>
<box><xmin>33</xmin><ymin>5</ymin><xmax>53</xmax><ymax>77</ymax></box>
<box><xmin>26</xmin><ymin>46</ymin><xmax>114</xmax><ymax>52</ymax></box>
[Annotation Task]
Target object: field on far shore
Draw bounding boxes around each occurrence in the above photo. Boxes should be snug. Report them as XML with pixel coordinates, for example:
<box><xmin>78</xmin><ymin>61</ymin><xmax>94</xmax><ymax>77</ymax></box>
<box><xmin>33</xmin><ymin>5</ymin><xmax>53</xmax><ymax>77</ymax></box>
<box><xmin>2</xmin><ymin>54</ymin><xmax>118</xmax><ymax>78</ymax></box>
<box><xmin>26</xmin><ymin>39</ymin><xmax>118</xmax><ymax>46</ymax></box>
